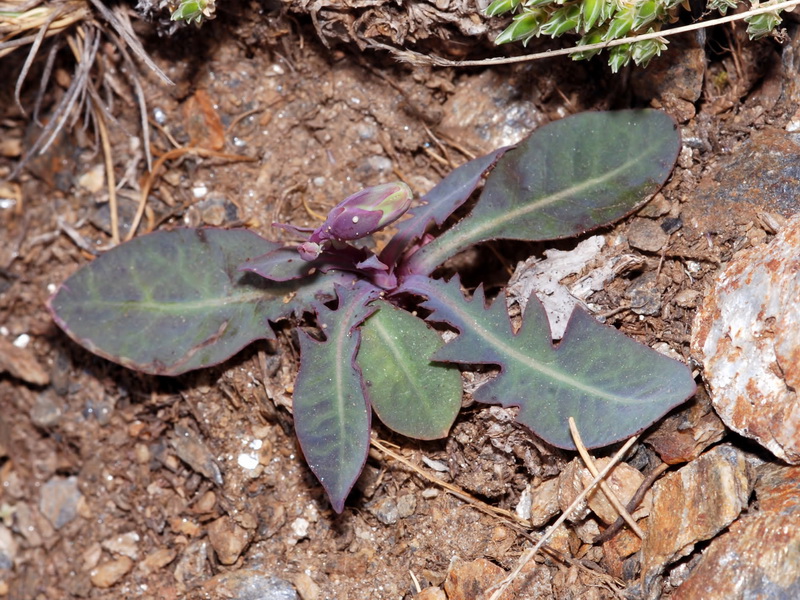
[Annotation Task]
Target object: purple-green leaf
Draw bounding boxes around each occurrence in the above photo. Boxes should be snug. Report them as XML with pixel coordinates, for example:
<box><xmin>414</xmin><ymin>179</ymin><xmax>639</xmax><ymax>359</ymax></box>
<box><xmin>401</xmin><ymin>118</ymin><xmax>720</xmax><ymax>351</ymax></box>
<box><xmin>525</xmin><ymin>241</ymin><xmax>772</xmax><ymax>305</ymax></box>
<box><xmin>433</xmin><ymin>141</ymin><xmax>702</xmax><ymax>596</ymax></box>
<box><xmin>357</xmin><ymin>301</ymin><xmax>462</xmax><ymax>440</ymax></box>
<box><xmin>379</xmin><ymin>147</ymin><xmax>508</xmax><ymax>269</ymax></box>
<box><xmin>403</xmin><ymin>275</ymin><xmax>696</xmax><ymax>449</ymax></box>
<box><xmin>293</xmin><ymin>282</ymin><xmax>381</xmax><ymax>513</ymax></box>
<box><xmin>403</xmin><ymin>110</ymin><xmax>680</xmax><ymax>276</ymax></box>
<box><xmin>241</xmin><ymin>244</ymin><xmax>396</xmax><ymax>288</ymax></box>
<box><xmin>48</xmin><ymin>228</ymin><xmax>351</xmax><ymax>376</ymax></box>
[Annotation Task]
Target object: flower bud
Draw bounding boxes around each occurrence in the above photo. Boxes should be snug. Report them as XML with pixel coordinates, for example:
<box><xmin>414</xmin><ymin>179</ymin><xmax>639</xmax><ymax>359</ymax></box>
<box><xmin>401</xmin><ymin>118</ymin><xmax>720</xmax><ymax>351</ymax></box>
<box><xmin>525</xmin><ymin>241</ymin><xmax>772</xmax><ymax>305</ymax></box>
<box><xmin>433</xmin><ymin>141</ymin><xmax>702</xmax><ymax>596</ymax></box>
<box><xmin>298</xmin><ymin>241</ymin><xmax>322</xmax><ymax>261</ymax></box>
<box><xmin>314</xmin><ymin>182</ymin><xmax>412</xmax><ymax>243</ymax></box>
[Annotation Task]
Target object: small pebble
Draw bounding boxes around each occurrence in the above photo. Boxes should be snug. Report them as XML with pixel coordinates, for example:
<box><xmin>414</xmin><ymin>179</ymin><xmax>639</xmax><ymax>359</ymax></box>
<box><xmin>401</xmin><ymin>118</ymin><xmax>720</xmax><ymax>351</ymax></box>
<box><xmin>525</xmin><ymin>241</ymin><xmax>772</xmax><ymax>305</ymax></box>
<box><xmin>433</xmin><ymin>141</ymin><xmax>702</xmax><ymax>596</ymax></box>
<box><xmin>173</xmin><ymin>540</ymin><xmax>208</xmax><ymax>586</ymax></box>
<box><xmin>193</xmin><ymin>490</ymin><xmax>217</xmax><ymax>513</ymax></box>
<box><xmin>0</xmin><ymin>525</ymin><xmax>17</xmax><ymax>569</ymax></box>
<box><xmin>29</xmin><ymin>393</ymin><xmax>62</xmax><ymax>428</ymax></box>
<box><xmin>207</xmin><ymin>516</ymin><xmax>251</xmax><ymax>565</ymax></box>
<box><xmin>77</xmin><ymin>164</ymin><xmax>105</xmax><ymax>193</ymax></box>
<box><xmin>673</xmin><ymin>289</ymin><xmax>702</xmax><ymax>308</ymax></box>
<box><xmin>101</xmin><ymin>531</ymin><xmax>140</xmax><ymax>560</ymax></box>
<box><xmin>627</xmin><ymin>218</ymin><xmax>670</xmax><ymax>253</ymax></box>
<box><xmin>396</xmin><ymin>494</ymin><xmax>417</xmax><ymax>519</ymax></box>
<box><xmin>169</xmin><ymin>516</ymin><xmax>201</xmax><ymax>537</ymax></box>
<box><xmin>293</xmin><ymin>572</ymin><xmax>321</xmax><ymax>600</ymax></box>
<box><xmin>368</xmin><ymin>497</ymin><xmax>398</xmax><ymax>525</ymax></box>
<box><xmin>81</xmin><ymin>542</ymin><xmax>102</xmax><ymax>571</ymax></box>
<box><xmin>39</xmin><ymin>476</ymin><xmax>82</xmax><ymax>530</ymax></box>
<box><xmin>133</xmin><ymin>443</ymin><xmax>150</xmax><ymax>464</ymax></box>
<box><xmin>141</xmin><ymin>548</ymin><xmax>177</xmax><ymax>573</ymax></box>
<box><xmin>416</xmin><ymin>587</ymin><xmax>446</xmax><ymax>600</ymax></box>
<box><xmin>203</xmin><ymin>570</ymin><xmax>298</xmax><ymax>600</ymax></box>
<box><xmin>90</xmin><ymin>556</ymin><xmax>133</xmax><ymax>588</ymax></box>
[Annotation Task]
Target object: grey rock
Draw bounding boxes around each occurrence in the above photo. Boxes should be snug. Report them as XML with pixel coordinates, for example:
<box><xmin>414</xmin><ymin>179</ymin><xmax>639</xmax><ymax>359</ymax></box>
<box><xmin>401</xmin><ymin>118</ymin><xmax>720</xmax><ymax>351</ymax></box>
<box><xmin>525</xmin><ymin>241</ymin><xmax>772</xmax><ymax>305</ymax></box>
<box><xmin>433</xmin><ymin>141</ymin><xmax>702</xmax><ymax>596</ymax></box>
<box><xmin>368</xmin><ymin>496</ymin><xmax>398</xmax><ymax>525</ymax></box>
<box><xmin>0</xmin><ymin>525</ymin><xmax>17</xmax><ymax>569</ymax></box>
<box><xmin>396</xmin><ymin>494</ymin><xmax>416</xmax><ymax>519</ymax></box>
<box><xmin>627</xmin><ymin>272</ymin><xmax>662</xmax><ymax>316</ymax></box>
<box><xmin>39</xmin><ymin>476</ymin><xmax>82</xmax><ymax>530</ymax></box>
<box><xmin>204</xmin><ymin>570</ymin><xmax>299</xmax><ymax>600</ymax></box>
<box><xmin>170</xmin><ymin>424</ymin><xmax>223</xmax><ymax>485</ymax></box>
<box><xmin>30</xmin><ymin>393</ymin><xmax>63</xmax><ymax>428</ymax></box>
<box><xmin>627</xmin><ymin>218</ymin><xmax>669</xmax><ymax>253</ymax></box>
<box><xmin>439</xmin><ymin>69</ymin><xmax>546</xmax><ymax>152</ymax></box>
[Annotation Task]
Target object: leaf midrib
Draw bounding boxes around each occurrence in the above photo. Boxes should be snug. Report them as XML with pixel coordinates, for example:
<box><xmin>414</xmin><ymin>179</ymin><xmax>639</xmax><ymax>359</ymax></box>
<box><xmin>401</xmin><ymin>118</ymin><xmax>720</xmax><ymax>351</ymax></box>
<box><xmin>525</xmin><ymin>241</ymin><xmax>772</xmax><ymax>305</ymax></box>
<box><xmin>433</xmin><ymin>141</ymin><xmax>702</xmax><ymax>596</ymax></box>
<box><xmin>411</xmin><ymin>150</ymin><xmax>647</xmax><ymax>273</ymax></box>
<box><xmin>77</xmin><ymin>290</ymin><xmax>273</xmax><ymax>314</ymax></box>
<box><xmin>439</xmin><ymin>292</ymin><xmax>632</xmax><ymax>405</ymax></box>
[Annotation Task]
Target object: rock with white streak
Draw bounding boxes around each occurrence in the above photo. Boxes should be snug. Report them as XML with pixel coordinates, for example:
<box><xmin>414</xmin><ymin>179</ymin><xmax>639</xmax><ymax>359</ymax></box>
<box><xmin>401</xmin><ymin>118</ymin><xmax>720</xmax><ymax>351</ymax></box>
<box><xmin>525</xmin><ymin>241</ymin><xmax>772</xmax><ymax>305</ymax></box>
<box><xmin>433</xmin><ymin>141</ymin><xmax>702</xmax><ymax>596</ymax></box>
<box><xmin>639</xmin><ymin>444</ymin><xmax>756</xmax><ymax>593</ymax></box>
<box><xmin>692</xmin><ymin>213</ymin><xmax>800</xmax><ymax>463</ymax></box>
<box><xmin>672</xmin><ymin>463</ymin><xmax>800</xmax><ymax>600</ymax></box>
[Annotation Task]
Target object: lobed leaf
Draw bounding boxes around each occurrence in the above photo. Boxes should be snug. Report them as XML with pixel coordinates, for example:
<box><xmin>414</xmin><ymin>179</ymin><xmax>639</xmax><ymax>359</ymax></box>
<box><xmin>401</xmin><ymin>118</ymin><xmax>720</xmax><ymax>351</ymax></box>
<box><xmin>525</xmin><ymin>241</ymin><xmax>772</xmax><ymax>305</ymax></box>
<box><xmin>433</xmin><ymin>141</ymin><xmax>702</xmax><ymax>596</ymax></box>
<box><xmin>293</xmin><ymin>282</ymin><xmax>381</xmax><ymax>513</ymax></box>
<box><xmin>48</xmin><ymin>229</ymin><xmax>350</xmax><ymax>376</ymax></box>
<box><xmin>357</xmin><ymin>301</ymin><xmax>462</xmax><ymax>440</ymax></box>
<box><xmin>402</xmin><ymin>110</ymin><xmax>680</xmax><ymax>276</ymax></box>
<box><xmin>403</xmin><ymin>275</ymin><xmax>696</xmax><ymax>449</ymax></box>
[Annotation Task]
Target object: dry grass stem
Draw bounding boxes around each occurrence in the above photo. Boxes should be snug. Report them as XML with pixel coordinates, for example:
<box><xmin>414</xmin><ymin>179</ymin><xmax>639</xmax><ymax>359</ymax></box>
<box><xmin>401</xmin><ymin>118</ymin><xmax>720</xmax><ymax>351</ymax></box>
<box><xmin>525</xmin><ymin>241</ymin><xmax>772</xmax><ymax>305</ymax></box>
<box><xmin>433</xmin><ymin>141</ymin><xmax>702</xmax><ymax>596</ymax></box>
<box><xmin>6</xmin><ymin>23</ymin><xmax>99</xmax><ymax>180</ymax></box>
<box><xmin>301</xmin><ymin>195</ymin><xmax>329</xmax><ymax>221</ymax></box>
<box><xmin>12</xmin><ymin>2</ymin><xmax>60</xmax><ymax>114</ymax></box>
<box><xmin>486</xmin><ymin>427</ymin><xmax>639</xmax><ymax>600</ymax></box>
<box><xmin>96</xmin><ymin>108</ymin><xmax>119</xmax><ymax>244</ymax></box>
<box><xmin>86</xmin><ymin>0</ymin><xmax>172</xmax><ymax>85</ymax></box>
<box><xmin>370</xmin><ymin>437</ymin><xmax>530</xmax><ymax>526</ymax></box>
<box><xmin>106</xmin><ymin>28</ymin><xmax>154</xmax><ymax>172</ymax></box>
<box><xmin>373</xmin><ymin>0</ymin><xmax>800</xmax><ymax>68</ymax></box>
<box><xmin>569</xmin><ymin>417</ymin><xmax>644</xmax><ymax>538</ymax></box>
<box><xmin>0</xmin><ymin>0</ymin><xmax>89</xmax><ymax>59</ymax></box>
<box><xmin>594</xmin><ymin>461</ymin><xmax>669</xmax><ymax>544</ymax></box>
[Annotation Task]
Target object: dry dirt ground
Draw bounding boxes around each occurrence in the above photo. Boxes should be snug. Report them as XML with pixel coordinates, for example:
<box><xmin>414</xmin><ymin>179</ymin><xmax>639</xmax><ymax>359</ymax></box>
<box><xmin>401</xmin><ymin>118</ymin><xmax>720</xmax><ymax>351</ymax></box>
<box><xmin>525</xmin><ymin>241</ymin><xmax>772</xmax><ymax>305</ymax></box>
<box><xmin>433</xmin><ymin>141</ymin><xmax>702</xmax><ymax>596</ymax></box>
<box><xmin>2</xmin><ymin>4</ymin><xmax>800</xmax><ymax>599</ymax></box>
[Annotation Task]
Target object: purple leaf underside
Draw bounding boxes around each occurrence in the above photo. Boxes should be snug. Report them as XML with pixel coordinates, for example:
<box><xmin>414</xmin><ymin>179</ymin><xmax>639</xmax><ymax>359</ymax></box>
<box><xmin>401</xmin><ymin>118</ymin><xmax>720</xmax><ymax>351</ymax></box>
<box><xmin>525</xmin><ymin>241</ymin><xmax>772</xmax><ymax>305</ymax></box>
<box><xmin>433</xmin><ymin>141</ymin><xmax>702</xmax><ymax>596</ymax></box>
<box><xmin>293</xmin><ymin>281</ymin><xmax>382</xmax><ymax>513</ymax></box>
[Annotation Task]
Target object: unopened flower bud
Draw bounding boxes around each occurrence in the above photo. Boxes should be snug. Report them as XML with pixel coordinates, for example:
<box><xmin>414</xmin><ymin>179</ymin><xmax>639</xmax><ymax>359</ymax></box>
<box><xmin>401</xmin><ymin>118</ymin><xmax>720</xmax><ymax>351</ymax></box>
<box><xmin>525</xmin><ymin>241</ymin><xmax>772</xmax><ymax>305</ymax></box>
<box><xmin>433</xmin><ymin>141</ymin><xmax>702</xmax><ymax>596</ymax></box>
<box><xmin>298</xmin><ymin>241</ymin><xmax>322</xmax><ymax>261</ymax></box>
<box><xmin>317</xmin><ymin>182</ymin><xmax>413</xmax><ymax>242</ymax></box>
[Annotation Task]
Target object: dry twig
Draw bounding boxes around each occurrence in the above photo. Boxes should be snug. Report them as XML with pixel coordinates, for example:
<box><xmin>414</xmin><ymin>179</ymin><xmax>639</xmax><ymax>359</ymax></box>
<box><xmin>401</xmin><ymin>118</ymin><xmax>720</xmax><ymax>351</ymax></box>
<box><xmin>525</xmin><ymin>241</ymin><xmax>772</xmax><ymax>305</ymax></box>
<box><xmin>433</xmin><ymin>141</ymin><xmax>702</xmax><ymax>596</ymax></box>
<box><xmin>487</xmin><ymin>424</ymin><xmax>639</xmax><ymax>600</ymax></box>
<box><xmin>569</xmin><ymin>417</ymin><xmax>644</xmax><ymax>539</ymax></box>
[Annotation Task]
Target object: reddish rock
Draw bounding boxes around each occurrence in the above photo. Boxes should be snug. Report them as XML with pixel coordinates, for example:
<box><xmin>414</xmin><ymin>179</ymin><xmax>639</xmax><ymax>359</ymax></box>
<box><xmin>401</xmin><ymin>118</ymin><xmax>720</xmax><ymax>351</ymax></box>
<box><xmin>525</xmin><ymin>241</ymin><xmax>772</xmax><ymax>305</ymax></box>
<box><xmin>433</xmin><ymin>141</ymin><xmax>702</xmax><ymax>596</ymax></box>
<box><xmin>673</xmin><ymin>464</ymin><xmax>800</xmax><ymax>599</ymax></box>
<box><xmin>692</xmin><ymin>213</ymin><xmax>800</xmax><ymax>463</ymax></box>
<box><xmin>90</xmin><ymin>556</ymin><xmax>133</xmax><ymax>588</ymax></box>
<box><xmin>640</xmin><ymin>444</ymin><xmax>756</xmax><ymax>591</ymax></box>
<box><xmin>558</xmin><ymin>458</ymin><xmax>648</xmax><ymax>526</ymax></box>
<box><xmin>644</xmin><ymin>387</ymin><xmax>726</xmax><ymax>465</ymax></box>
<box><xmin>529</xmin><ymin>478</ymin><xmax>560</xmax><ymax>528</ymax></box>
<box><xmin>444</xmin><ymin>557</ymin><xmax>553</xmax><ymax>600</ymax></box>
<box><xmin>626</xmin><ymin>218</ymin><xmax>669</xmax><ymax>253</ymax></box>
<box><xmin>207</xmin><ymin>516</ymin><xmax>251</xmax><ymax>565</ymax></box>
<box><xmin>0</xmin><ymin>335</ymin><xmax>49</xmax><ymax>385</ymax></box>
<box><xmin>140</xmin><ymin>548</ymin><xmax>177</xmax><ymax>573</ymax></box>
<box><xmin>415</xmin><ymin>587</ymin><xmax>446</xmax><ymax>599</ymax></box>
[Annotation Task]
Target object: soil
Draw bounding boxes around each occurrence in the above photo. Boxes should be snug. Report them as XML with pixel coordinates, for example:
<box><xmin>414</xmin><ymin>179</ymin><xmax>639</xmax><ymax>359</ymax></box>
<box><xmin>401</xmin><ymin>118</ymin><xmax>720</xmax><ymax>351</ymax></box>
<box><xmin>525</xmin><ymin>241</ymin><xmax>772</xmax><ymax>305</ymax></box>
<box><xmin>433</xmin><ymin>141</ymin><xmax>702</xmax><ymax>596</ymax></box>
<box><xmin>1</xmin><ymin>4</ymin><xmax>799</xmax><ymax>600</ymax></box>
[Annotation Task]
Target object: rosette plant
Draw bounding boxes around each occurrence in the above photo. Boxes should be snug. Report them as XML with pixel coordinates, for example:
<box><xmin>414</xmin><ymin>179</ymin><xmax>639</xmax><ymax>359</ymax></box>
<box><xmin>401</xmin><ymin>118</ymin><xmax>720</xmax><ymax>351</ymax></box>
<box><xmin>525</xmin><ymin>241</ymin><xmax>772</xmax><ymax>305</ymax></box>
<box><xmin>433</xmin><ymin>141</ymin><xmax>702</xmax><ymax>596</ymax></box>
<box><xmin>49</xmin><ymin>110</ymin><xmax>696</xmax><ymax>512</ymax></box>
